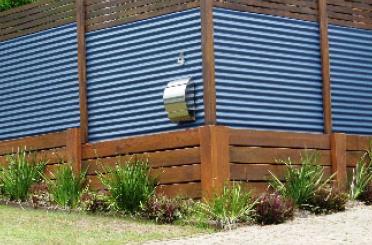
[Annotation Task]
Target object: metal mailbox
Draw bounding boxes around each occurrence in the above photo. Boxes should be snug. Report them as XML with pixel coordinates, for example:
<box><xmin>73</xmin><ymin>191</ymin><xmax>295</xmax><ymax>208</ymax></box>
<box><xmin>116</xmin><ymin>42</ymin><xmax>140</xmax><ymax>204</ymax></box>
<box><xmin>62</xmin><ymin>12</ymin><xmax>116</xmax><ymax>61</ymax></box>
<box><xmin>163</xmin><ymin>78</ymin><xmax>195</xmax><ymax>122</ymax></box>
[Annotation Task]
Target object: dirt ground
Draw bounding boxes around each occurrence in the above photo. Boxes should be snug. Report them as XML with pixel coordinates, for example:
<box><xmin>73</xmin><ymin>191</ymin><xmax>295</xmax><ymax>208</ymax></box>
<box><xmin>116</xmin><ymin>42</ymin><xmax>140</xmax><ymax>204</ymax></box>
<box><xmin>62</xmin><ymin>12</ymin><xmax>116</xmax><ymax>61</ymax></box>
<box><xmin>146</xmin><ymin>203</ymin><xmax>372</xmax><ymax>245</ymax></box>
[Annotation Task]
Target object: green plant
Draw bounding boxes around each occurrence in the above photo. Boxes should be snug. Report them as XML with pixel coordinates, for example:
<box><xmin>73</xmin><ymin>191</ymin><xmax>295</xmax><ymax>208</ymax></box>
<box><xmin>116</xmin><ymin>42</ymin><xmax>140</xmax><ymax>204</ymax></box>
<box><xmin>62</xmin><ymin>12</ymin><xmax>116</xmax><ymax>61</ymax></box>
<box><xmin>83</xmin><ymin>192</ymin><xmax>111</xmax><ymax>213</ymax></box>
<box><xmin>269</xmin><ymin>151</ymin><xmax>334</xmax><ymax>206</ymax></box>
<box><xmin>302</xmin><ymin>187</ymin><xmax>348</xmax><ymax>214</ymax></box>
<box><xmin>358</xmin><ymin>185</ymin><xmax>372</xmax><ymax>205</ymax></box>
<box><xmin>0</xmin><ymin>148</ymin><xmax>46</xmax><ymax>201</ymax></box>
<box><xmin>140</xmin><ymin>195</ymin><xmax>190</xmax><ymax>224</ymax></box>
<box><xmin>0</xmin><ymin>0</ymin><xmax>36</xmax><ymax>11</ymax></box>
<box><xmin>98</xmin><ymin>157</ymin><xmax>156</xmax><ymax>213</ymax></box>
<box><xmin>46</xmin><ymin>164</ymin><xmax>87</xmax><ymax>209</ymax></box>
<box><xmin>255</xmin><ymin>192</ymin><xmax>294</xmax><ymax>225</ymax></box>
<box><xmin>195</xmin><ymin>184</ymin><xmax>255</xmax><ymax>228</ymax></box>
<box><xmin>349</xmin><ymin>149</ymin><xmax>372</xmax><ymax>200</ymax></box>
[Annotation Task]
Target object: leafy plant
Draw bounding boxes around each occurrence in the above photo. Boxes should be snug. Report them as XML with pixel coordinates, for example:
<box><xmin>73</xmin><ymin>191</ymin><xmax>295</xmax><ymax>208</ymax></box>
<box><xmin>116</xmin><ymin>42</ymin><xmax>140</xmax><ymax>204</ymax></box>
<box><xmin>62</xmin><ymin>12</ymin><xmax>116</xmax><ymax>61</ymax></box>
<box><xmin>83</xmin><ymin>192</ymin><xmax>111</xmax><ymax>213</ymax></box>
<box><xmin>349</xmin><ymin>149</ymin><xmax>372</xmax><ymax>200</ymax></box>
<box><xmin>98</xmin><ymin>157</ymin><xmax>156</xmax><ymax>213</ymax></box>
<box><xmin>46</xmin><ymin>164</ymin><xmax>87</xmax><ymax>209</ymax></box>
<box><xmin>195</xmin><ymin>184</ymin><xmax>255</xmax><ymax>228</ymax></box>
<box><xmin>0</xmin><ymin>148</ymin><xmax>46</xmax><ymax>201</ymax></box>
<box><xmin>302</xmin><ymin>187</ymin><xmax>348</xmax><ymax>214</ymax></box>
<box><xmin>140</xmin><ymin>195</ymin><xmax>190</xmax><ymax>224</ymax></box>
<box><xmin>269</xmin><ymin>151</ymin><xmax>334</xmax><ymax>206</ymax></box>
<box><xmin>0</xmin><ymin>0</ymin><xmax>36</xmax><ymax>11</ymax></box>
<box><xmin>255</xmin><ymin>192</ymin><xmax>294</xmax><ymax>225</ymax></box>
<box><xmin>358</xmin><ymin>185</ymin><xmax>372</xmax><ymax>205</ymax></box>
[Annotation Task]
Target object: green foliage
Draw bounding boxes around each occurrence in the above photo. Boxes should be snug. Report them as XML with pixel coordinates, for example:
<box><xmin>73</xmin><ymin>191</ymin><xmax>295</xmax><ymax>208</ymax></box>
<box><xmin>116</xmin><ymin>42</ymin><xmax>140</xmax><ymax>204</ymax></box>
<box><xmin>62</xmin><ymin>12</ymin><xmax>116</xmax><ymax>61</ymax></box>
<box><xmin>302</xmin><ymin>188</ymin><xmax>348</xmax><ymax>214</ymax></box>
<box><xmin>83</xmin><ymin>192</ymin><xmax>111</xmax><ymax>213</ymax></box>
<box><xmin>358</xmin><ymin>185</ymin><xmax>372</xmax><ymax>205</ymax></box>
<box><xmin>195</xmin><ymin>184</ymin><xmax>255</xmax><ymax>228</ymax></box>
<box><xmin>349</xmin><ymin>148</ymin><xmax>372</xmax><ymax>200</ymax></box>
<box><xmin>0</xmin><ymin>0</ymin><xmax>36</xmax><ymax>11</ymax></box>
<box><xmin>269</xmin><ymin>151</ymin><xmax>334</xmax><ymax>206</ymax></box>
<box><xmin>140</xmin><ymin>195</ymin><xmax>191</xmax><ymax>224</ymax></box>
<box><xmin>47</xmin><ymin>165</ymin><xmax>87</xmax><ymax>209</ymax></box>
<box><xmin>0</xmin><ymin>149</ymin><xmax>46</xmax><ymax>201</ymax></box>
<box><xmin>98</xmin><ymin>157</ymin><xmax>156</xmax><ymax>213</ymax></box>
<box><xmin>255</xmin><ymin>192</ymin><xmax>294</xmax><ymax>225</ymax></box>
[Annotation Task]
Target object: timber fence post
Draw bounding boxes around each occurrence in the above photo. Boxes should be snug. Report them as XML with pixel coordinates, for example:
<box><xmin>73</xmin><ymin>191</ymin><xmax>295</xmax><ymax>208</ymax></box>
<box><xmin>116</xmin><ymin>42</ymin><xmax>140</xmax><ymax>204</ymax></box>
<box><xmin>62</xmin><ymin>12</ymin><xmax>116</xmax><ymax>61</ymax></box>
<box><xmin>318</xmin><ymin>0</ymin><xmax>333</xmax><ymax>134</ymax></box>
<box><xmin>331</xmin><ymin>133</ymin><xmax>347</xmax><ymax>192</ymax></box>
<box><xmin>200</xmin><ymin>126</ymin><xmax>230</xmax><ymax>200</ymax></box>
<box><xmin>200</xmin><ymin>0</ymin><xmax>217</xmax><ymax>125</ymax></box>
<box><xmin>66</xmin><ymin>128</ymin><xmax>82</xmax><ymax>175</ymax></box>
<box><xmin>76</xmin><ymin>0</ymin><xmax>89</xmax><ymax>143</ymax></box>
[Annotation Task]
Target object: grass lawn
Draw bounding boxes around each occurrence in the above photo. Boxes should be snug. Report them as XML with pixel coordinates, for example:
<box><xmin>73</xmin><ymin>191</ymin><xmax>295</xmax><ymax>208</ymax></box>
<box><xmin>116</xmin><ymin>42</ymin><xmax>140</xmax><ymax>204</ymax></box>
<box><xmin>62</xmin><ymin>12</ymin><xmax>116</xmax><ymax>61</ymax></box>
<box><xmin>0</xmin><ymin>205</ymin><xmax>209</xmax><ymax>244</ymax></box>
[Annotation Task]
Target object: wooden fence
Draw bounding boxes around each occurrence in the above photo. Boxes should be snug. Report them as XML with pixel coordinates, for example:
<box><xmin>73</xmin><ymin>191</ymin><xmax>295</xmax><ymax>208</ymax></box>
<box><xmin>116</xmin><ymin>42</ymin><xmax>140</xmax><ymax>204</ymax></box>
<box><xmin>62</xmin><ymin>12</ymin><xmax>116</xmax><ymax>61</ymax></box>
<box><xmin>0</xmin><ymin>126</ymin><xmax>370</xmax><ymax>199</ymax></box>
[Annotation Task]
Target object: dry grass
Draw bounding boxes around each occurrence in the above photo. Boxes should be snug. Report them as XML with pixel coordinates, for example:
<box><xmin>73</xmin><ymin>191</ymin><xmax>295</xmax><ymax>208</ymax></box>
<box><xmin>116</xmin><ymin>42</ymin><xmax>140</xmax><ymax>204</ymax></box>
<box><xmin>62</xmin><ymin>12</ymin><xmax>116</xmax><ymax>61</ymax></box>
<box><xmin>0</xmin><ymin>205</ymin><xmax>208</xmax><ymax>244</ymax></box>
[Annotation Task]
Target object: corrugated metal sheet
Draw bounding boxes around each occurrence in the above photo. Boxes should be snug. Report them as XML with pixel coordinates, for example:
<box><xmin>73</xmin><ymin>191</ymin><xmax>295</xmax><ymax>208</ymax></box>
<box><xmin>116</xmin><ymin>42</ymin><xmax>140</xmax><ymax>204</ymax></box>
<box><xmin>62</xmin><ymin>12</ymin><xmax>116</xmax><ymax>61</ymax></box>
<box><xmin>86</xmin><ymin>8</ymin><xmax>204</xmax><ymax>142</ymax></box>
<box><xmin>214</xmin><ymin>8</ymin><xmax>324</xmax><ymax>132</ymax></box>
<box><xmin>329</xmin><ymin>25</ymin><xmax>372</xmax><ymax>135</ymax></box>
<box><xmin>0</xmin><ymin>23</ymin><xmax>80</xmax><ymax>141</ymax></box>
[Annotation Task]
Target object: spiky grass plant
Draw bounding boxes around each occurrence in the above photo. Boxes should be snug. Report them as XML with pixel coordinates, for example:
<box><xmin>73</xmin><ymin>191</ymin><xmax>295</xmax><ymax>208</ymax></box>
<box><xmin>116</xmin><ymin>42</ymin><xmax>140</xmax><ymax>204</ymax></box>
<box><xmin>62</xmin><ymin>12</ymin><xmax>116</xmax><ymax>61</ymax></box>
<box><xmin>350</xmin><ymin>148</ymin><xmax>372</xmax><ymax>200</ymax></box>
<box><xmin>195</xmin><ymin>183</ymin><xmax>255</xmax><ymax>228</ymax></box>
<box><xmin>269</xmin><ymin>151</ymin><xmax>334</xmax><ymax>206</ymax></box>
<box><xmin>47</xmin><ymin>164</ymin><xmax>87</xmax><ymax>209</ymax></box>
<box><xmin>0</xmin><ymin>148</ymin><xmax>46</xmax><ymax>201</ymax></box>
<box><xmin>98</xmin><ymin>157</ymin><xmax>156</xmax><ymax>213</ymax></box>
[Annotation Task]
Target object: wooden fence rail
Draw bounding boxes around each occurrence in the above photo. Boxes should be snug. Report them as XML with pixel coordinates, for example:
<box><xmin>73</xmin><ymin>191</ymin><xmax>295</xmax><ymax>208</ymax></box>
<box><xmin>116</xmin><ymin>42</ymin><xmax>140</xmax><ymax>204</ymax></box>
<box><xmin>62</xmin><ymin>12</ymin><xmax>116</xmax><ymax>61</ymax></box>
<box><xmin>0</xmin><ymin>126</ymin><xmax>370</xmax><ymax>199</ymax></box>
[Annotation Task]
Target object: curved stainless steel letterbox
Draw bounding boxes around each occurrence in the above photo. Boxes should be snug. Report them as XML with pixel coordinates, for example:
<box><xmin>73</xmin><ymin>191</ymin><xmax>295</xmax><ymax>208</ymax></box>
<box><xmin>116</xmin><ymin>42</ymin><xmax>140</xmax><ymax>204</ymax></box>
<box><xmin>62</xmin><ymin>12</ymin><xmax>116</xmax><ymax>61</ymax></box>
<box><xmin>163</xmin><ymin>78</ymin><xmax>195</xmax><ymax>122</ymax></box>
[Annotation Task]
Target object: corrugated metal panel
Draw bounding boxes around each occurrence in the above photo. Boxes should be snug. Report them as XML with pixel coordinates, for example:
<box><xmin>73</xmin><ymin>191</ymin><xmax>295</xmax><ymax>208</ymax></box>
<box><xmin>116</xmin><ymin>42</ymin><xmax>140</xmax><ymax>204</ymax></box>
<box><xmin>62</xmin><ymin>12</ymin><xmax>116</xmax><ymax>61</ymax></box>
<box><xmin>0</xmin><ymin>23</ymin><xmax>80</xmax><ymax>141</ymax></box>
<box><xmin>86</xmin><ymin>9</ymin><xmax>204</xmax><ymax>142</ymax></box>
<box><xmin>329</xmin><ymin>25</ymin><xmax>372</xmax><ymax>135</ymax></box>
<box><xmin>214</xmin><ymin>8</ymin><xmax>324</xmax><ymax>132</ymax></box>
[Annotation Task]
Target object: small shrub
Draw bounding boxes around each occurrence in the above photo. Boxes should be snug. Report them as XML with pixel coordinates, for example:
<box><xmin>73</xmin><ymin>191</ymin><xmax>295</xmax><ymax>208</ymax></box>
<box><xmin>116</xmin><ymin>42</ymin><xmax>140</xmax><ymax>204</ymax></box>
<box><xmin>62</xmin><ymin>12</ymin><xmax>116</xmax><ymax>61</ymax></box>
<box><xmin>195</xmin><ymin>184</ymin><xmax>255</xmax><ymax>228</ymax></box>
<box><xmin>0</xmin><ymin>0</ymin><xmax>36</xmax><ymax>11</ymax></box>
<box><xmin>0</xmin><ymin>149</ymin><xmax>46</xmax><ymax>201</ymax></box>
<box><xmin>255</xmin><ymin>192</ymin><xmax>294</xmax><ymax>225</ymax></box>
<box><xmin>358</xmin><ymin>185</ymin><xmax>372</xmax><ymax>205</ymax></box>
<box><xmin>302</xmin><ymin>188</ymin><xmax>348</xmax><ymax>214</ymax></box>
<box><xmin>98</xmin><ymin>157</ymin><xmax>156</xmax><ymax>213</ymax></box>
<box><xmin>349</xmin><ymin>149</ymin><xmax>372</xmax><ymax>200</ymax></box>
<box><xmin>47</xmin><ymin>165</ymin><xmax>87</xmax><ymax>209</ymax></box>
<box><xmin>83</xmin><ymin>192</ymin><xmax>111</xmax><ymax>213</ymax></box>
<box><xmin>270</xmin><ymin>151</ymin><xmax>334</xmax><ymax>206</ymax></box>
<box><xmin>140</xmin><ymin>195</ymin><xmax>190</xmax><ymax>224</ymax></box>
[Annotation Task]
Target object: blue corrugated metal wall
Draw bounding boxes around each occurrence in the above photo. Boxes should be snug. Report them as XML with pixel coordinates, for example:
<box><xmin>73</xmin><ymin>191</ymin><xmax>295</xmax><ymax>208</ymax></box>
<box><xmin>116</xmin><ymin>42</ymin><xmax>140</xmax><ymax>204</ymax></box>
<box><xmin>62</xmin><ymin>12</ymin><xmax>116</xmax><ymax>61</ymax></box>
<box><xmin>0</xmin><ymin>23</ymin><xmax>80</xmax><ymax>140</ymax></box>
<box><xmin>329</xmin><ymin>25</ymin><xmax>372</xmax><ymax>135</ymax></box>
<box><xmin>86</xmin><ymin>9</ymin><xmax>204</xmax><ymax>142</ymax></box>
<box><xmin>213</xmin><ymin>8</ymin><xmax>324</xmax><ymax>132</ymax></box>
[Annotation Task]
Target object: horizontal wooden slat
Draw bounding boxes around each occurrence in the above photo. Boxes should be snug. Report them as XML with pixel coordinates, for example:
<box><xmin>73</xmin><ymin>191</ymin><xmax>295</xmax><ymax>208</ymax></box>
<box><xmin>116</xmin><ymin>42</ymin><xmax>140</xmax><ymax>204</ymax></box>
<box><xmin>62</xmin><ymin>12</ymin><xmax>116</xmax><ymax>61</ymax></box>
<box><xmin>83</xmin><ymin>129</ymin><xmax>200</xmax><ymax>159</ymax></box>
<box><xmin>230</xmin><ymin>147</ymin><xmax>331</xmax><ymax>165</ymax></box>
<box><xmin>0</xmin><ymin>131</ymin><xmax>67</xmax><ymax>155</ymax></box>
<box><xmin>152</xmin><ymin>164</ymin><xmax>201</xmax><ymax>184</ymax></box>
<box><xmin>86</xmin><ymin>0</ymin><xmax>200</xmax><ymax>31</ymax></box>
<box><xmin>84</xmin><ymin>147</ymin><xmax>200</xmax><ymax>174</ymax></box>
<box><xmin>346</xmin><ymin>135</ymin><xmax>372</xmax><ymax>151</ymax></box>
<box><xmin>44</xmin><ymin>163</ymin><xmax>66</xmax><ymax>178</ymax></box>
<box><xmin>156</xmin><ymin>182</ymin><xmax>201</xmax><ymax>198</ymax></box>
<box><xmin>230</xmin><ymin>163</ymin><xmax>332</xmax><ymax>181</ymax></box>
<box><xmin>233</xmin><ymin>181</ymin><xmax>271</xmax><ymax>197</ymax></box>
<box><xmin>86</xmin><ymin>163</ymin><xmax>200</xmax><ymax>185</ymax></box>
<box><xmin>87</xmin><ymin>174</ymin><xmax>201</xmax><ymax>198</ymax></box>
<box><xmin>230</xmin><ymin>129</ymin><xmax>330</xmax><ymax>149</ymax></box>
<box><xmin>0</xmin><ymin>0</ymin><xmax>75</xmax><ymax>41</ymax></box>
<box><xmin>213</xmin><ymin>0</ymin><xmax>318</xmax><ymax>22</ymax></box>
<box><xmin>327</xmin><ymin>0</ymin><xmax>372</xmax><ymax>29</ymax></box>
<box><xmin>346</xmin><ymin>150</ymin><xmax>368</xmax><ymax>167</ymax></box>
